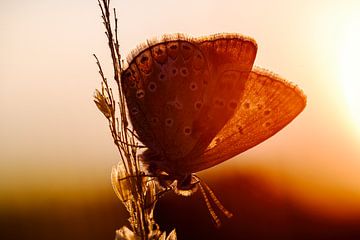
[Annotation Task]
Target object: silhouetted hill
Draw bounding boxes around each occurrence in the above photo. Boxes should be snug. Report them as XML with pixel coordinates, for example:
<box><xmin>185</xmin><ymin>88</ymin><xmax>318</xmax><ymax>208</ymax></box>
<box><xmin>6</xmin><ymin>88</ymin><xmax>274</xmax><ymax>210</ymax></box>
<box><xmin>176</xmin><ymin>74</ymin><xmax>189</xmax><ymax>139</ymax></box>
<box><xmin>2</xmin><ymin>170</ymin><xmax>360</xmax><ymax>240</ymax></box>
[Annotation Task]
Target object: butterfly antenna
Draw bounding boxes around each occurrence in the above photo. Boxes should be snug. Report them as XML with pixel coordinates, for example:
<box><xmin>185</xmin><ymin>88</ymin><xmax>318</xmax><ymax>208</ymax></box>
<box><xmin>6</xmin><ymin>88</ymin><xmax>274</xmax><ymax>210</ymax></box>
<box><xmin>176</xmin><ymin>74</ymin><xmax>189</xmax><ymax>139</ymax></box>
<box><xmin>201</xmin><ymin>180</ymin><xmax>233</xmax><ymax>219</ymax></box>
<box><xmin>198</xmin><ymin>181</ymin><xmax>222</xmax><ymax>228</ymax></box>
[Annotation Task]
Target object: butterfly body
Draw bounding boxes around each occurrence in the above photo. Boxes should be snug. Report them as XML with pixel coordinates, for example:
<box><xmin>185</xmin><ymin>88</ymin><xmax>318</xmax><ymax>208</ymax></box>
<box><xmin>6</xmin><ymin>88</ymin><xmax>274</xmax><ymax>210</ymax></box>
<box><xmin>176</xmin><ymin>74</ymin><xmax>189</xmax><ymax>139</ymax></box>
<box><xmin>121</xmin><ymin>33</ymin><xmax>306</xmax><ymax>186</ymax></box>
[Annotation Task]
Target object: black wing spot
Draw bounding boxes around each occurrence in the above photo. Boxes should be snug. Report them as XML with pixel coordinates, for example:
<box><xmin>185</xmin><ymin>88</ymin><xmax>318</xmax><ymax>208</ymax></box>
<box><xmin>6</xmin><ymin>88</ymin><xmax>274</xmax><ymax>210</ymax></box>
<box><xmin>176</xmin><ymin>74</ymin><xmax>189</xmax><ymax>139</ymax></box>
<box><xmin>131</xmin><ymin>107</ymin><xmax>139</xmax><ymax>115</ymax></box>
<box><xmin>194</xmin><ymin>101</ymin><xmax>203</xmax><ymax>110</ymax></box>
<box><xmin>136</xmin><ymin>90</ymin><xmax>145</xmax><ymax>99</ymax></box>
<box><xmin>264</xmin><ymin>109</ymin><xmax>271</xmax><ymax>116</ymax></box>
<box><xmin>264</xmin><ymin>121</ymin><xmax>271</xmax><ymax>127</ymax></box>
<box><xmin>150</xmin><ymin>117</ymin><xmax>159</xmax><ymax>125</ymax></box>
<box><xmin>140</xmin><ymin>56</ymin><xmax>149</xmax><ymax>64</ymax></box>
<box><xmin>243</xmin><ymin>102</ymin><xmax>250</xmax><ymax>109</ymax></box>
<box><xmin>183</xmin><ymin>127</ymin><xmax>192</xmax><ymax>136</ymax></box>
<box><xmin>180</xmin><ymin>67</ymin><xmax>189</xmax><ymax>77</ymax></box>
<box><xmin>165</xmin><ymin>118</ymin><xmax>174</xmax><ymax>127</ymax></box>
<box><xmin>229</xmin><ymin>101</ymin><xmax>238</xmax><ymax>110</ymax></box>
<box><xmin>215</xmin><ymin>98</ymin><xmax>225</xmax><ymax>107</ymax></box>
<box><xmin>172</xmin><ymin>67</ymin><xmax>178</xmax><ymax>76</ymax></box>
<box><xmin>190</xmin><ymin>82</ymin><xmax>198</xmax><ymax>91</ymax></box>
<box><xmin>159</xmin><ymin>72</ymin><xmax>166</xmax><ymax>81</ymax></box>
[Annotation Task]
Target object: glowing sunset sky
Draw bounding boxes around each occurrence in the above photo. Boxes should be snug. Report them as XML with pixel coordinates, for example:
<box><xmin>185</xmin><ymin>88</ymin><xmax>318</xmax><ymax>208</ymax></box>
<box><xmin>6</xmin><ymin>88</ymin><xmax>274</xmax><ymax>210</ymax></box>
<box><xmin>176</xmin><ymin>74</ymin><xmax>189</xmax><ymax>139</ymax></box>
<box><xmin>1</xmin><ymin>0</ymin><xmax>360</xmax><ymax>217</ymax></box>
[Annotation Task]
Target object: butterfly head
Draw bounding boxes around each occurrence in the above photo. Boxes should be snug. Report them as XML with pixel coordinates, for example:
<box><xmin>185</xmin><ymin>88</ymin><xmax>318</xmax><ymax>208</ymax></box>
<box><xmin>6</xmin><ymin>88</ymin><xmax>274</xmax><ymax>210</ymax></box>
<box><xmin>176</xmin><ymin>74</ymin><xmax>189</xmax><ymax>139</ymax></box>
<box><xmin>141</xmin><ymin>149</ymin><xmax>199</xmax><ymax>196</ymax></box>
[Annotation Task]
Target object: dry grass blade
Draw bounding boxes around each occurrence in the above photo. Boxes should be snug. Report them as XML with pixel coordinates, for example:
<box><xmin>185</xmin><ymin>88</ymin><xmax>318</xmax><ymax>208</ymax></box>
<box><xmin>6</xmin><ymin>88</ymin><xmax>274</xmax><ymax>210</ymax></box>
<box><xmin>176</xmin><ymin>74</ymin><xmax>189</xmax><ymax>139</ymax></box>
<box><xmin>93</xmin><ymin>1</ymin><xmax>177</xmax><ymax>239</ymax></box>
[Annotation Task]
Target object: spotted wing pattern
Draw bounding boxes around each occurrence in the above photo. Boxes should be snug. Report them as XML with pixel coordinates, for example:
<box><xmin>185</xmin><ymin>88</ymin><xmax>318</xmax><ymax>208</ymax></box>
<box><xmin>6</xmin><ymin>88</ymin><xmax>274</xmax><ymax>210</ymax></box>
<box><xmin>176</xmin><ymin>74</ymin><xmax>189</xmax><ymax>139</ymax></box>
<box><xmin>121</xmin><ymin>34</ymin><xmax>257</xmax><ymax>174</ymax></box>
<box><xmin>180</xmin><ymin>68</ymin><xmax>307</xmax><ymax>173</ymax></box>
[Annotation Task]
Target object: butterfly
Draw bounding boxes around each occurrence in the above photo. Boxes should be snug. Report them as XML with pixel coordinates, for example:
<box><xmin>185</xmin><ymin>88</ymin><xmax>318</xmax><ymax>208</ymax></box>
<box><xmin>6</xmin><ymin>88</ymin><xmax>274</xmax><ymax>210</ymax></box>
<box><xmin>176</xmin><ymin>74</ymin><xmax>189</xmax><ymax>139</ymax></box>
<box><xmin>121</xmin><ymin>33</ymin><xmax>306</xmax><ymax>195</ymax></box>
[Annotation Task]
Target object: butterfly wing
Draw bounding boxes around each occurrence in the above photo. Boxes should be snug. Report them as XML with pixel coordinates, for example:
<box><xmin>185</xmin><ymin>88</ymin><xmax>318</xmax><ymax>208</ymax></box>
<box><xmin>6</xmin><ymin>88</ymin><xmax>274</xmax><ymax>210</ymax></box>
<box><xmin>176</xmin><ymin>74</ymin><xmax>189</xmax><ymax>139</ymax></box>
<box><xmin>185</xmin><ymin>34</ymin><xmax>258</xmax><ymax>154</ymax></box>
<box><xmin>122</xmin><ymin>37</ymin><xmax>213</xmax><ymax>160</ymax></box>
<box><xmin>179</xmin><ymin>68</ymin><xmax>307</xmax><ymax>173</ymax></box>
<box><xmin>121</xmin><ymin>34</ymin><xmax>257</xmax><ymax>175</ymax></box>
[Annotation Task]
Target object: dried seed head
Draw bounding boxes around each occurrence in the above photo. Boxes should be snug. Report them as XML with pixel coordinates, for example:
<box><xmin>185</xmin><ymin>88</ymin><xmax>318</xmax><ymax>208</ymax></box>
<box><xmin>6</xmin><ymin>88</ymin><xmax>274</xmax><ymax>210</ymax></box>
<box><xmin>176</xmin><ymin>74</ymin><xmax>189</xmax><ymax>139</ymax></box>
<box><xmin>94</xmin><ymin>89</ymin><xmax>113</xmax><ymax>119</ymax></box>
<box><xmin>111</xmin><ymin>164</ymin><xmax>133</xmax><ymax>202</ymax></box>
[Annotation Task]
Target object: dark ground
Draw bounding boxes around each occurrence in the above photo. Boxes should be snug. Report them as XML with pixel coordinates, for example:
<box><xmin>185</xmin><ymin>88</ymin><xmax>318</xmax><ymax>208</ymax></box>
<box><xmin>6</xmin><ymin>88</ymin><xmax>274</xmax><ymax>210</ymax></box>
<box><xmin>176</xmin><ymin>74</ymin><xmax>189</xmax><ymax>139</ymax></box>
<box><xmin>2</xmin><ymin>171</ymin><xmax>360</xmax><ymax>240</ymax></box>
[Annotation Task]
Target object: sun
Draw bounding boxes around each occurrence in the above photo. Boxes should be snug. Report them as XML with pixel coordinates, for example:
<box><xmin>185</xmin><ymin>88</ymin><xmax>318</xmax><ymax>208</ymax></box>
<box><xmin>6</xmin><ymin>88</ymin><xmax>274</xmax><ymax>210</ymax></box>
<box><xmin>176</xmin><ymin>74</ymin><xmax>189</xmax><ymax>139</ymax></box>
<box><xmin>339</xmin><ymin>15</ymin><xmax>360</xmax><ymax>134</ymax></box>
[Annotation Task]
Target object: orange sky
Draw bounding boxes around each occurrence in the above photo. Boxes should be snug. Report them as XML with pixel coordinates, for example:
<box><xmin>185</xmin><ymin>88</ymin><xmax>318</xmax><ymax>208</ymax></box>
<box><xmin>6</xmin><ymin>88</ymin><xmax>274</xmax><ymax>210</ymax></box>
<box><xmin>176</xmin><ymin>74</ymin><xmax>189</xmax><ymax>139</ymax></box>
<box><xmin>1</xmin><ymin>0</ymin><xmax>360</xmax><ymax>217</ymax></box>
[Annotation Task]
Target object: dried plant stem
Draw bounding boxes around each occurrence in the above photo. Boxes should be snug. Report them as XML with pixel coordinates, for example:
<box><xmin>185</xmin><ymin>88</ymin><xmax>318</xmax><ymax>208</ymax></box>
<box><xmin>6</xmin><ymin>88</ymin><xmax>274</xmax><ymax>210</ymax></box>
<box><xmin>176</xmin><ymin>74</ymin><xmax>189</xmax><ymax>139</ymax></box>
<box><xmin>94</xmin><ymin>1</ymin><xmax>176</xmax><ymax>239</ymax></box>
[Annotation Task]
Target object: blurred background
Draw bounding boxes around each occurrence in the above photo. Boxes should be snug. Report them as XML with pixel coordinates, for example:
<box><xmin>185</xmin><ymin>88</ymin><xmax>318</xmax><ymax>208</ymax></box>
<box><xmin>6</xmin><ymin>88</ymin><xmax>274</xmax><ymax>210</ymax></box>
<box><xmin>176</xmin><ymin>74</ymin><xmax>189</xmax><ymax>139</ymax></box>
<box><xmin>1</xmin><ymin>0</ymin><xmax>360</xmax><ymax>239</ymax></box>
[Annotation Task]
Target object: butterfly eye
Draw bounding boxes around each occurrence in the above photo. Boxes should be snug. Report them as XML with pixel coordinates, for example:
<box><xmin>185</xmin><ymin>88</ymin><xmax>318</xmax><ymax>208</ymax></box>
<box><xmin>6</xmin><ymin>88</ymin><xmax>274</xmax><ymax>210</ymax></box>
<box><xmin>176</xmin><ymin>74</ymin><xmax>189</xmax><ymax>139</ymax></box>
<box><xmin>189</xmin><ymin>82</ymin><xmax>198</xmax><ymax>91</ymax></box>
<box><xmin>148</xmin><ymin>82</ymin><xmax>157</xmax><ymax>92</ymax></box>
<box><xmin>136</xmin><ymin>89</ymin><xmax>145</xmax><ymax>99</ymax></box>
<box><xmin>183</xmin><ymin>127</ymin><xmax>192</xmax><ymax>136</ymax></box>
<box><xmin>165</xmin><ymin>118</ymin><xmax>174</xmax><ymax>127</ymax></box>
